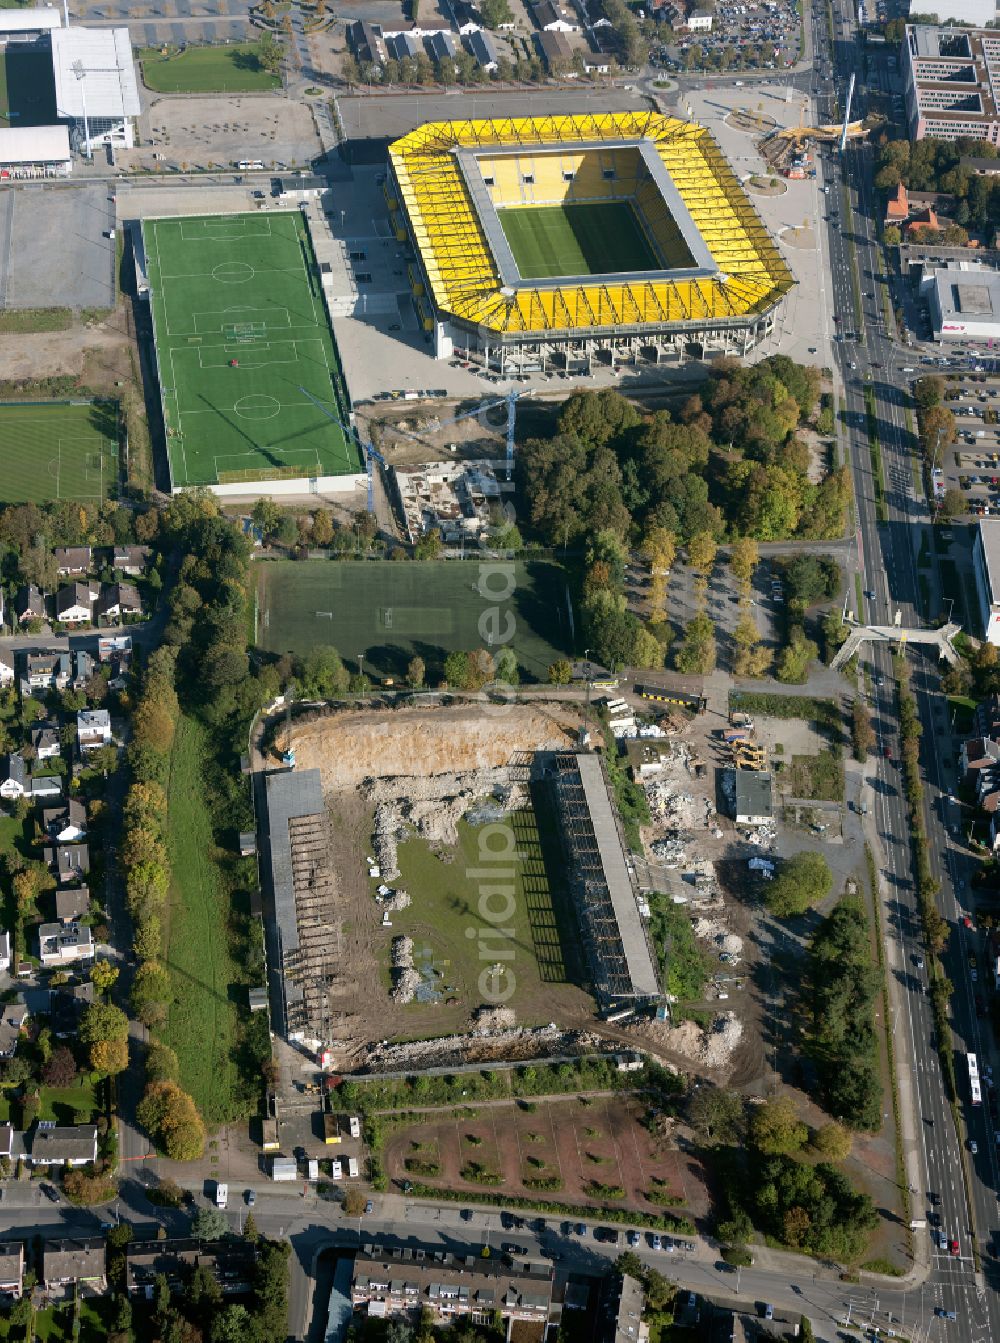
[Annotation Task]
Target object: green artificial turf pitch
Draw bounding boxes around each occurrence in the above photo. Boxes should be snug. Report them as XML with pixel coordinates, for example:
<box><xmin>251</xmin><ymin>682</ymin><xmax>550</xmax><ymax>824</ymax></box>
<box><xmin>498</xmin><ymin>201</ymin><xmax>660</xmax><ymax>280</ymax></box>
<box><xmin>257</xmin><ymin>558</ymin><xmax>574</xmax><ymax>682</ymax></box>
<box><xmin>0</xmin><ymin>402</ymin><xmax>118</xmax><ymax>504</ymax></box>
<box><xmin>143</xmin><ymin>211</ymin><xmax>359</xmax><ymax>488</ymax></box>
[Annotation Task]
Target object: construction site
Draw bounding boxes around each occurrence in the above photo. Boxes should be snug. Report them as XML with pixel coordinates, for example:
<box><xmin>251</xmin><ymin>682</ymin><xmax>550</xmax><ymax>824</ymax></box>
<box><xmin>253</xmin><ymin>684</ymin><xmax>832</xmax><ymax>1096</ymax></box>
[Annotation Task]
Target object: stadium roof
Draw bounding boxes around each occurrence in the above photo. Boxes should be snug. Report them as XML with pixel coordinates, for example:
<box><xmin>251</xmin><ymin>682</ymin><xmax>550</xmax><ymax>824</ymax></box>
<box><xmin>0</xmin><ymin>7</ymin><xmax>61</xmax><ymax>31</ymax></box>
<box><xmin>388</xmin><ymin>112</ymin><xmax>794</xmax><ymax>337</ymax></box>
<box><xmin>51</xmin><ymin>27</ymin><xmax>140</xmax><ymax>121</ymax></box>
<box><xmin>0</xmin><ymin>125</ymin><xmax>71</xmax><ymax>165</ymax></box>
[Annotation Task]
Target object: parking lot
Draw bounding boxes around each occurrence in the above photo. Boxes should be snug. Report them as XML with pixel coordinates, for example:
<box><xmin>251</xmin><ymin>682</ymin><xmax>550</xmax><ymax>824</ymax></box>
<box><xmin>1</xmin><ymin>183</ymin><xmax>115</xmax><ymax>312</ymax></box>
<box><xmin>664</xmin><ymin>0</ymin><xmax>802</xmax><ymax>70</ymax></box>
<box><xmin>915</xmin><ymin>365</ymin><xmax>1000</xmax><ymax>517</ymax></box>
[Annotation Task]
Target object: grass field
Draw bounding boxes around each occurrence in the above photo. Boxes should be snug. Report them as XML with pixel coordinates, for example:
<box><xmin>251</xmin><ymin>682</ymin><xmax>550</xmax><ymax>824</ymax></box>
<box><xmin>0</xmin><ymin>402</ymin><xmax>118</xmax><ymax>504</ymax></box>
<box><xmin>138</xmin><ymin>43</ymin><xmax>280</xmax><ymax>93</ymax></box>
<box><xmin>498</xmin><ymin>201</ymin><xmax>659</xmax><ymax>279</ymax></box>
<box><xmin>382</xmin><ymin>801</ymin><xmax>586</xmax><ymax>1023</ymax></box>
<box><xmin>163</xmin><ymin>716</ymin><xmax>241</xmax><ymax>1126</ymax></box>
<box><xmin>257</xmin><ymin>558</ymin><xmax>574</xmax><ymax>681</ymax></box>
<box><xmin>0</xmin><ymin>47</ymin><xmax>57</xmax><ymax>127</ymax></box>
<box><xmin>143</xmin><ymin>211</ymin><xmax>358</xmax><ymax>489</ymax></box>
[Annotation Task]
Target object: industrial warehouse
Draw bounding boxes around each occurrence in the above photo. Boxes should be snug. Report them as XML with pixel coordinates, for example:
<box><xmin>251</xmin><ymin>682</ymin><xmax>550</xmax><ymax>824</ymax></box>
<box><xmin>385</xmin><ymin>111</ymin><xmax>794</xmax><ymax>371</ymax></box>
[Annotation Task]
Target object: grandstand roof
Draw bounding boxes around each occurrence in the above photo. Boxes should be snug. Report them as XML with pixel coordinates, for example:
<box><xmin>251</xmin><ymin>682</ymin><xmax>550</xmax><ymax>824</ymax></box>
<box><xmin>0</xmin><ymin>125</ymin><xmax>71</xmax><ymax>165</ymax></box>
<box><xmin>388</xmin><ymin>113</ymin><xmax>794</xmax><ymax>337</ymax></box>
<box><xmin>0</xmin><ymin>7</ymin><xmax>62</xmax><ymax>32</ymax></box>
<box><xmin>51</xmin><ymin>26</ymin><xmax>140</xmax><ymax>121</ymax></box>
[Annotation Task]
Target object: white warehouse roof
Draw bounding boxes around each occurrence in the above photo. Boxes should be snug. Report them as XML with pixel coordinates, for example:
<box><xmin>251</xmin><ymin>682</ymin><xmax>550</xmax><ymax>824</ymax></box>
<box><xmin>51</xmin><ymin>26</ymin><xmax>140</xmax><ymax>121</ymax></box>
<box><xmin>0</xmin><ymin>125</ymin><xmax>71</xmax><ymax>165</ymax></box>
<box><xmin>0</xmin><ymin>7</ymin><xmax>62</xmax><ymax>31</ymax></box>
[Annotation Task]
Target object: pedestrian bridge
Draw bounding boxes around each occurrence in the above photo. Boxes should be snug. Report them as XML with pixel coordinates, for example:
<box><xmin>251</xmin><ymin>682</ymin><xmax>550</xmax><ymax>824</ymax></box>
<box><xmin>830</xmin><ymin>621</ymin><xmax>962</xmax><ymax>670</ymax></box>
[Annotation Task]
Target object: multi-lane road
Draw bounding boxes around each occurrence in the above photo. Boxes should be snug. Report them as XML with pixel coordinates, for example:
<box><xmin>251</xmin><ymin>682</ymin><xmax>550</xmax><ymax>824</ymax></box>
<box><xmin>809</xmin><ymin>0</ymin><xmax>1000</xmax><ymax>1338</ymax></box>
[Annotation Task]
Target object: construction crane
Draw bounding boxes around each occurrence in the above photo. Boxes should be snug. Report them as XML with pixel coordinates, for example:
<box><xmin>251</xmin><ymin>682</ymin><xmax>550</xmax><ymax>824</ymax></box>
<box><xmin>299</xmin><ymin>387</ymin><xmax>387</xmax><ymax>513</ymax></box>
<box><xmin>385</xmin><ymin>386</ymin><xmax>533</xmax><ymax>482</ymax></box>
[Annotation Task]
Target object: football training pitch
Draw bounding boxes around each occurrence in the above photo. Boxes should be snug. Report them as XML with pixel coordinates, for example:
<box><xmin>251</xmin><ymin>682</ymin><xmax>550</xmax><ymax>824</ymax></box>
<box><xmin>257</xmin><ymin>559</ymin><xmax>574</xmax><ymax>682</ymax></box>
<box><xmin>0</xmin><ymin>402</ymin><xmax>118</xmax><ymax>504</ymax></box>
<box><xmin>498</xmin><ymin>201</ymin><xmax>659</xmax><ymax>280</ymax></box>
<box><xmin>143</xmin><ymin>212</ymin><xmax>359</xmax><ymax>489</ymax></box>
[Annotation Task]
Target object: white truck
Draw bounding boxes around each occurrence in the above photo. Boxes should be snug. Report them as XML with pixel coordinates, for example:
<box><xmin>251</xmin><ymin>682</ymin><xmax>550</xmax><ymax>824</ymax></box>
<box><xmin>215</xmin><ymin>1183</ymin><xmax>228</xmax><ymax>1209</ymax></box>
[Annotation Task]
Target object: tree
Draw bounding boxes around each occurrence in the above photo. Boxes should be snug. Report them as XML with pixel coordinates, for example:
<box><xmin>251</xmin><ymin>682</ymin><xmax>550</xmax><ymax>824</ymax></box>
<box><xmin>913</xmin><ymin>374</ymin><xmax>944</xmax><ymax>410</ymax></box>
<box><xmin>137</xmin><ymin>1081</ymin><xmax>206</xmax><ymax>1161</ymax></box>
<box><xmin>90</xmin><ymin>1037</ymin><xmax>129</xmax><ymax>1076</ymax></box>
<box><xmin>311</xmin><ymin>510</ymin><xmax>334</xmax><ymax>547</ymax></box>
<box><xmin>812</xmin><ymin>1121</ymin><xmax>852</xmax><ymax>1162</ymax></box>
<box><xmin>212</xmin><ymin>1306</ymin><xmax>253</xmax><ymax>1343</ymax></box>
<box><xmin>256</xmin><ymin>30</ymin><xmax>285</xmax><ymax>74</ymax></box>
<box><xmin>674</xmin><ymin>612</ymin><xmax>716</xmax><ymax>674</ymax></box>
<box><xmin>687</xmin><ymin>531</ymin><xmax>718</xmax><ymax>575</ymax></box>
<box><xmin>192</xmin><ymin>1206</ymin><xmax>229</xmax><ymax>1241</ymax></box>
<box><xmin>41</xmin><ymin>1046</ymin><xmax>77</xmax><ymax>1088</ymax></box>
<box><xmin>732</xmin><ymin>613</ymin><xmax>770</xmax><ymax>678</ymax></box>
<box><xmin>343</xmin><ymin>1187</ymin><xmax>367</xmax><ymax>1216</ymax></box>
<box><xmin>298</xmin><ymin>645</ymin><xmax>350</xmax><ymax>699</ymax></box>
<box><xmin>243</xmin><ymin>1211</ymin><xmax>260</xmax><ymax>1243</ymax></box>
<box><xmin>640</xmin><ymin>526</ymin><xmax>676</xmax><ymax>575</ymax></box>
<box><xmin>852</xmin><ymin>697</ymin><xmax>875</xmax><ymax>761</ymax></box>
<box><xmin>776</xmin><ymin>627</ymin><xmax>819</xmax><ymax>684</ymax></box>
<box><xmin>479</xmin><ymin>0</ymin><xmax>513</xmax><ymax>24</ymax></box>
<box><xmin>882</xmin><ymin>225</ymin><xmax>901</xmax><ymax>246</ymax></box>
<box><xmin>940</xmin><ymin>487</ymin><xmax>967</xmax><ymax>519</ymax></box>
<box><xmin>250</xmin><ymin>497</ymin><xmax>282</xmax><ymax>540</ymax></box>
<box><xmin>687</xmin><ymin>1086</ymin><xmax>744</xmax><ymax>1146</ymax></box>
<box><xmin>90</xmin><ymin>960</ymin><xmax>119</xmax><ymax>995</ymax></box>
<box><xmin>407</xmin><ymin>656</ymin><xmax>425</xmax><ymax>688</ymax></box>
<box><xmin>766</xmin><ymin>851</ymin><xmax>833</xmax><ymax>918</ymax></box>
<box><xmin>414</xmin><ymin>529</ymin><xmax>443</xmax><ymax>560</ymax></box>
<box><xmin>749</xmin><ymin>1096</ymin><xmax>809</xmax><ymax>1155</ymax></box>
<box><xmin>728</xmin><ymin>537</ymin><xmax>759</xmax><ymax>589</ymax></box>
<box><xmin>81</xmin><ymin>1001</ymin><xmax>128</xmax><ymax>1044</ymax></box>
<box><xmin>547</xmin><ymin>659</ymin><xmax>572</xmax><ymax>685</ymax></box>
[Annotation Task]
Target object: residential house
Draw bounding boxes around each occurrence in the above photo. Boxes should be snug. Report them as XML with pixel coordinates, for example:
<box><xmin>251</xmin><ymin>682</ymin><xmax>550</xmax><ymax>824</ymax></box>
<box><xmin>599</xmin><ymin>1273</ymin><xmax>648</xmax><ymax>1343</ymax></box>
<box><xmin>426</xmin><ymin>28</ymin><xmax>458</xmax><ymax>61</ymax></box>
<box><xmin>962</xmin><ymin>736</ymin><xmax>1000</xmax><ymax>781</ymax></box>
<box><xmin>452</xmin><ymin>2</ymin><xmax>483</xmax><ymax>34</ymax></box>
<box><xmin>885</xmin><ymin>181</ymin><xmax>909</xmax><ymax>226</ymax></box>
<box><xmin>0</xmin><ymin>588</ymin><xmax>5</xmax><ymax>631</ymax></box>
<box><xmin>50</xmin><ymin>981</ymin><xmax>94</xmax><ymax>1037</ymax></box>
<box><xmin>14</xmin><ymin>585</ymin><xmax>45</xmax><ymax>625</ymax></box>
<box><xmin>0</xmin><ymin>932</ymin><xmax>9</xmax><ymax>975</ymax></box>
<box><xmin>107</xmin><ymin>651</ymin><xmax>130</xmax><ymax>690</ymax></box>
<box><xmin>55</xmin><ymin>583</ymin><xmax>94</xmax><ymax>626</ymax></box>
<box><xmin>30</xmin><ymin>723</ymin><xmax>61</xmax><ymax>761</ymax></box>
<box><xmin>977</xmin><ymin>768</ymin><xmax>1000</xmax><ymax>813</ymax></box>
<box><xmin>0</xmin><ymin>754</ymin><xmax>26</xmax><ymax>801</ymax></box>
<box><xmin>55</xmin><ymin>886</ymin><xmax>90</xmax><ymax>923</ymax></box>
<box><xmin>351</xmin><ymin>1248</ymin><xmax>553</xmax><ymax>1324</ymax></box>
<box><xmin>72</xmin><ymin>649</ymin><xmax>94</xmax><ymax>691</ymax></box>
<box><xmin>464</xmin><ymin>27</ymin><xmax>499</xmax><ymax>68</ymax></box>
<box><xmin>0</xmin><ymin>998</ymin><xmax>28</xmax><ymax>1059</ymax></box>
<box><xmin>582</xmin><ymin>54</ymin><xmax>610</xmax><ymax>72</ymax></box>
<box><xmin>38</xmin><ymin>922</ymin><xmax>94</xmax><ymax>967</ymax></box>
<box><xmin>126</xmin><ymin>1238</ymin><xmax>257</xmax><ymax>1300</ymax></box>
<box><xmin>31</xmin><ymin>776</ymin><xmax>62</xmax><ymax>801</ymax></box>
<box><xmin>387</xmin><ymin>30</ymin><xmax>422</xmax><ymax>59</ymax></box>
<box><xmin>21</xmin><ymin>650</ymin><xmax>71</xmax><ymax>695</ymax></box>
<box><xmin>41</xmin><ymin>1237</ymin><xmax>106</xmax><ymax>1291</ymax></box>
<box><xmin>905</xmin><ymin>207</ymin><xmax>940</xmax><ymax>240</ymax></box>
<box><xmin>0</xmin><ymin>1243</ymin><xmax>24</xmax><ymax>1300</ymax></box>
<box><xmin>97</xmin><ymin>634</ymin><xmax>132</xmax><ymax>663</ymax></box>
<box><xmin>111</xmin><ymin>545</ymin><xmax>150</xmax><ymax>576</ymax></box>
<box><xmin>31</xmin><ymin>1125</ymin><xmax>99</xmax><ymax>1169</ymax></box>
<box><xmin>44</xmin><ymin>843</ymin><xmax>90</xmax><ymax>885</ymax></box>
<box><xmin>42</xmin><ymin>800</ymin><xmax>86</xmax><ymax>843</ymax></box>
<box><xmin>536</xmin><ymin>28</ymin><xmax>575</xmax><ymax>68</ymax></box>
<box><xmin>97</xmin><ymin>583</ymin><xmax>141</xmax><ymax>622</ymax></box>
<box><xmin>975</xmin><ymin>693</ymin><xmax>1000</xmax><ymax>741</ymax></box>
<box><xmin>533</xmin><ymin>0</ymin><xmax>580</xmax><ymax>28</ymax></box>
<box><xmin>0</xmin><ymin>651</ymin><xmax>14</xmax><ymax>690</ymax></box>
<box><xmin>685</xmin><ymin>7</ymin><xmax>712</xmax><ymax>29</ymax></box>
<box><xmin>54</xmin><ymin>548</ymin><xmax>92</xmax><ymax>577</ymax></box>
<box><xmin>77</xmin><ymin>709</ymin><xmax>112</xmax><ymax>753</ymax></box>
<box><xmin>347</xmin><ymin>18</ymin><xmax>387</xmax><ymax>65</ymax></box>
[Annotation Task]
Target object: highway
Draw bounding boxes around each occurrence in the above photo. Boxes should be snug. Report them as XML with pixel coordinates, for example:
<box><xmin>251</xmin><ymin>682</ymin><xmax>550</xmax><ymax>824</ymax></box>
<box><xmin>809</xmin><ymin>0</ymin><xmax>999</xmax><ymax>1339</ymax></box>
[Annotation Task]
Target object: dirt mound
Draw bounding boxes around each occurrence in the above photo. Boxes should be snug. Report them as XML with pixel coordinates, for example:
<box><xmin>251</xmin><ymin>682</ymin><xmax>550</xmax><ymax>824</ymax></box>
<box><xmin>290</xmin><ymin>702</ymin><xmax>582</xmax><ymax>792</ymax></box>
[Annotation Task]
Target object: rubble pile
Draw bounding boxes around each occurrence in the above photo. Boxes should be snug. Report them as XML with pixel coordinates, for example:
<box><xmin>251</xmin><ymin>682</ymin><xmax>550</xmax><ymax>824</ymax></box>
<box><xmin>472</xmin><ymin>1005</ymin><xmax>517</xmax><ymax>1033</ymax></box>
<box><xmin>390</xmin><ymin>935</ymin><xmax>420</xmax><ymax>1004</ymax></box>
<box><xmin>702</xmin><ymin>1013</ymin><xmax>743</xmax><ymax>1068</ymax></box>
<box><xmin>355</xmin><ymin>1024</ymin><xmax>616</xmax><ymax>1073</ymax></box>
<box><xmin>692</xmin><ymin>917</ymin><xmax>743</xmax><ymax>963</ymax></box>
<box><xmin>630</xmin><ymin>1010</ymin><xmax>743</xmax><ymax>1072</ymax></box>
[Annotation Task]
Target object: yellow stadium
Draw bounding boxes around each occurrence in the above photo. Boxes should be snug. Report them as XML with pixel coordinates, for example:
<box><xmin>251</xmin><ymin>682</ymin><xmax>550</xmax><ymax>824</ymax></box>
<box><xmin>386</xmin><ymin>112</ymin><xmax>795</xmax><ymax>371</ymax></box>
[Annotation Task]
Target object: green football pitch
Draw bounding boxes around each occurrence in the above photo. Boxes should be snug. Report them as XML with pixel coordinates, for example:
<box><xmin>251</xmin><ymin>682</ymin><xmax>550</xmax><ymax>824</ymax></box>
<box><xmin>257</xmin><ymin>558</ymin><xmax>574</xmax><ymax>683</ymax></box>
<box><xmin>0</xmin><ymin>402</ymin><xmax>118</xmax><ymax>504</ymax></box>
<box><xmin>143</xmin><ymin>211</ymin><xmax>360</xmax><ymax>489</ymax></box>
<box><xmin>498</xmin><ymin>201</ymin><xmax>659</xmax><ymax>280</ymax></box>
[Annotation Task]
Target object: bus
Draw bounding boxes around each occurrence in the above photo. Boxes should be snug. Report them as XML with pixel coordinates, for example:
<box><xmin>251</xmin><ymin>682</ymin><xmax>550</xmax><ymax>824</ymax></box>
<box><xmin>968</xmin><ymin>1052</ymin><xmax>982</xmax><ymax>1106</ymax></box>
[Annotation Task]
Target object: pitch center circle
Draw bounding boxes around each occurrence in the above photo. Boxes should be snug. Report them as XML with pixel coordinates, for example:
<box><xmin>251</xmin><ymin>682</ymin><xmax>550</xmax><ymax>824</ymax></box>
<box><xmin>213</xmin><ymin>261</ymin><xmax>254</xmax><ymax>283</ymax></box>
<box><xmin>234</xmin><ymin>394</ymin><xmax>281</xmax><ymax>421</ymax></box>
